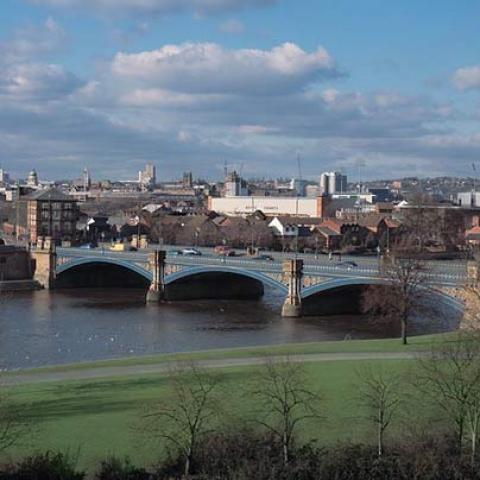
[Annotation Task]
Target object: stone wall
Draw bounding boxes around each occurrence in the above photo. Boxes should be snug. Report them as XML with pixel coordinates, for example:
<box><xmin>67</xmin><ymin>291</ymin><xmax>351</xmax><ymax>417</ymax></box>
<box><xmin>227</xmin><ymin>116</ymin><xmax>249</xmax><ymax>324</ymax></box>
<box><xmin>0</xmin><ymin>246</ymin><xmax>33</xmax><ymax>281</ymax></box>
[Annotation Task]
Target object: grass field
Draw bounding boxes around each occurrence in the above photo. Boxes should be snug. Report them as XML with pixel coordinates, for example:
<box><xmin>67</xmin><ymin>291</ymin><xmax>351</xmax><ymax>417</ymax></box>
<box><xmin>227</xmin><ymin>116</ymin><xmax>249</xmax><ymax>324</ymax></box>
<box><xmin>1</xmin><ymin>333</ymin><xmax>451</xmax><ymax>473</ymax></box>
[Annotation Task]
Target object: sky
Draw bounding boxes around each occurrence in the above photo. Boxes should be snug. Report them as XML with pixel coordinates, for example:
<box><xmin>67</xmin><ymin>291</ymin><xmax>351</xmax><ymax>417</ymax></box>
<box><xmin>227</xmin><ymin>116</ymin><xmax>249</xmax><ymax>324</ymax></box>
<box><xmin>1</xmin><ymin>0</ymin><xmax>480</xmax><ymax>181</ymax></box>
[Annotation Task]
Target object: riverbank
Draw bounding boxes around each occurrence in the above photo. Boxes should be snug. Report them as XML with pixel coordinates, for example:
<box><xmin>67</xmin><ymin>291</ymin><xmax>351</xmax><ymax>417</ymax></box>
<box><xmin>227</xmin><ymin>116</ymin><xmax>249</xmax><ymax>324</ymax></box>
<box><xmin>4</xmin><ymin>332</ymin><xmax>450</xmax><ymax>376</ymax></box>
<box><xmin>2</xmin><ymin>333</ymin><xmax>453</xmax><ymax>472</ymax></box>
<box><xmin>0</xmin><ymin>279</ymin><xmax>40</xmax><ymax>292</ymax></box>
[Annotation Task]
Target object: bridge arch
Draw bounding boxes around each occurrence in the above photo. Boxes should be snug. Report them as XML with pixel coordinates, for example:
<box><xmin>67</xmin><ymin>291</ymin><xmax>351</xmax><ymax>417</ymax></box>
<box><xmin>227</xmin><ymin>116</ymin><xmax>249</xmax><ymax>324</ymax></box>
<box><xmin>165</xmin><ymin>266</ymin><xmax>288</xmax><ymax>294</ymax></box>
<box><xmin>56</xmin><ymin>257</ymin><xmax>152</xmax><ymax>288</ymax></box>
<box><xmin>301</xmin><ymin>277</ymin><xmax>464</xmax><ymax>313</ymax></box>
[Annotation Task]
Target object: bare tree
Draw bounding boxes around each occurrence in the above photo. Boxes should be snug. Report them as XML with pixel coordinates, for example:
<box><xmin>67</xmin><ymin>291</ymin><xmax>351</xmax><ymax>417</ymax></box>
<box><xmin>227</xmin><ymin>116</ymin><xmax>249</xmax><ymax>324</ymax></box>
<box><xmin>363</xmin><ymin>256</ymin><xmax>428</xmax><ymax>345</ymax></box>
<box><xmin>356</xmin><ymin>367</ymin><xmax>402</xmax><ymax>456</ymax></box>
<box><xmin>251</xmin><ymin>358</ymin><xmax>322</xmax><ymax>465</ymax></box>
<box><xmin>415</xmin><ymin>332</ymin><xmax>480</xmax><ymax>459</ymax></box>
<box><xmin>140</xmin><ymin>364</ymin><xmax>221</xmax><ymax>477</ymax></box>
<box><xmin>466</xmin><ymin>382</ymin><xmax>480</xmax><ymax>467</ymax></box>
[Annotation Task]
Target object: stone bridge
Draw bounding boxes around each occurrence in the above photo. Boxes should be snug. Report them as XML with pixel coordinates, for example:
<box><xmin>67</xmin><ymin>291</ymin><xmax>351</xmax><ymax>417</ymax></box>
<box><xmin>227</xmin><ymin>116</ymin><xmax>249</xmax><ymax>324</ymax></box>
<box><xmin>32</xmin><ymin>237</ymin><xmax>468</xmax><ymax>317</ymax></box>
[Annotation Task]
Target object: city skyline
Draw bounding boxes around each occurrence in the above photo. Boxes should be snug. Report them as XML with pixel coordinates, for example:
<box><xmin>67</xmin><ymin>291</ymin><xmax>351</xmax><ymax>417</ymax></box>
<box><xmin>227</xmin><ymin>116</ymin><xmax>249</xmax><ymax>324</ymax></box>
<box><xmin>1</xmin><ymin>0</ymin><xmax>480</xmax><ymax>180</ymax></box>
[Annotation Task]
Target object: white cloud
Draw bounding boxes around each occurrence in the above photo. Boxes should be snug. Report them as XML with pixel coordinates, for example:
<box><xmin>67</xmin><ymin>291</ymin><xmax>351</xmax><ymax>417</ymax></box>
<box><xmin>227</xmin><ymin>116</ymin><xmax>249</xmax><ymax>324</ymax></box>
<box><xmin>0</xmin><ymin>63</ymin><xmax>83</xmax><ymax>100</ymax></box>
<box><xmin>0</xmin><ymin>17</ymin><xmax>66</xmax><ymax>64</ymax></box>
<box><xmin>219</xmin><ymin>18</ymin><xmax>245</xmax><ymax>34</ymax></box>
<box><xmin>110</xmin><ymin>42</ymin><xmax>338</xmax><ymax>96</ymax></box>
<box><xmin>29</xmin><ymin>0</ymin><xmax>276</xmax><ymax>16</ymax></box>
<box><xmin>453</xmin><ymin>65</ymin><xmax>480</xmax><ymax>90</ymax></box>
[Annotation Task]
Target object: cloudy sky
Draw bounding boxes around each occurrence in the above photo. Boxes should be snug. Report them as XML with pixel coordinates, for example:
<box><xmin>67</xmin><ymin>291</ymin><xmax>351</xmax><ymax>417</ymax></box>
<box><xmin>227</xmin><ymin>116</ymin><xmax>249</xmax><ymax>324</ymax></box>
<box><xmin>1</xmin><ymin>0</ymin><xmax>480</xmax><ymax>181</ymax></box>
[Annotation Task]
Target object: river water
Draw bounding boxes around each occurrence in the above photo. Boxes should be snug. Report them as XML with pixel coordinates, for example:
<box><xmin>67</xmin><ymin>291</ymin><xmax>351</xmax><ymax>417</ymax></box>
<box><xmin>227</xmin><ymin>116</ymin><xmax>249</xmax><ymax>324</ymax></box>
<box><xmin>0</xmin><ymin>288</ymin><xmax>460</xmax><ymax>370</ymax></box>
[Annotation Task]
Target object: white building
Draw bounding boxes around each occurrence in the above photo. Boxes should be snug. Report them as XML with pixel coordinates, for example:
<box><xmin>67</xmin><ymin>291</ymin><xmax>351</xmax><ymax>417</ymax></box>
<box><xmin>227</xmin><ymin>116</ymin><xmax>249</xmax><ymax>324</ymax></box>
<box><xmin>289</xmin><ymin>178</ymin><xmax>308</xmax><ymax>196</ymax></box>
<box><xmin>138</xmin><ymin>163</ymin><xmax>156</xmax><ymax>189</ymax></box>
<box><xmin>457</xmin><ymin>191</ymin><xmax>480</xmax><ymax>208</ymax></box>
<box><xmin>0</xmin><ymin>168</ymin><xmax>10</xmax><ymax>185</ymax></box>
<box><xmin>224</xmin><ymin>171</ymin><xmax>249</xmax><ymax>197</ymax></box>
<box><xmin>209</xmin><ymin>196</ymin><xmax>330</xmax><ymax>217</ymax></box>
<box><xmin>320</xmin><ymin>171</ymin><xmax>347</xmax><ymax>194</ymax></box>
<box><xmin>27</xmin><ymin>169</ymin><xmax>39</xmax><ymax>187</ymax></box>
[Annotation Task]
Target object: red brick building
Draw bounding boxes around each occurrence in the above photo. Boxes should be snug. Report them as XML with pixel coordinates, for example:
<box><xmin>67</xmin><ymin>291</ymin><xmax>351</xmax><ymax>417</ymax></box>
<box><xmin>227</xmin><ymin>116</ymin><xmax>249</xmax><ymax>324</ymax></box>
<box><xmin>26</xmin><ymin>188</ymin><xmax>79</xmax><ymax>243</ymax></box>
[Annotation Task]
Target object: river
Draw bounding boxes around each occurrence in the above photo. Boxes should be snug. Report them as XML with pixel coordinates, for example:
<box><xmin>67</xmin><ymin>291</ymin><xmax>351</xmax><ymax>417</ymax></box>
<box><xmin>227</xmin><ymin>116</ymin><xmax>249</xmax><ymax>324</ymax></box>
<box><xmin>0</xmin><ymin>288</ymin><xmax>460</xmax><ymax>370</ymax></box>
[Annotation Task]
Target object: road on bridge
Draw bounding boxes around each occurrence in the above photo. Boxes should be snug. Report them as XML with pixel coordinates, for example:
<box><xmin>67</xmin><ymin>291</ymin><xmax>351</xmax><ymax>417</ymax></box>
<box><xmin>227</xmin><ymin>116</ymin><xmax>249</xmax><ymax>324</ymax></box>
<box><xmin>57</xmin><ymin>246</ymin><xmax>467</xmax><ymax>287</ymax></box>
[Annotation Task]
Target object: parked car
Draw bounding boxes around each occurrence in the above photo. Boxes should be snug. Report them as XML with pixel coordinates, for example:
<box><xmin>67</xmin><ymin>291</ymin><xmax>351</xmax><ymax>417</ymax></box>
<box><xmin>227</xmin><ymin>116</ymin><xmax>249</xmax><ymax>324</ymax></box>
<box><xmin>253</xmin><ymin>254</ymin><xmax>274</xmax><ymax>261</ymax></box>
<box><xmin>182</xmin><ymin>247</ymin><xmax>202</xmax><ymax>256</ymax></box>
<box><xmin>110</xmin><ymin>243</ymin><xmax>125</xmax><ymax>252</ymax></box>
<box><xmin>337</xmin><ymin>260</ymin><xmax>358</xmax><ymax>269</ymax></box>
<box><xmin>168</xmin><ymin>249</ymin><xmax>183</xmax><ymax>256</ymax></box>
<box><xmin>79</xmin><ymin>242</ymin><xmax>97</xmax><ymax>249</ymax></box>
<box><xmin>127</xmin><ymin>246</ymin><xmax>138</xmax><ymax>252</ymax></box>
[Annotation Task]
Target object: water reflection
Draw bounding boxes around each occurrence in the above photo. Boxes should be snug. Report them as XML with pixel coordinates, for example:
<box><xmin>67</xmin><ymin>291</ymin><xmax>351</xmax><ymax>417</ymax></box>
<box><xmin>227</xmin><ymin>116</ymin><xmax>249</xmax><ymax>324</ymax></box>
<box><xmin>0</xmin><ymin>288</ymin><xmax>460</xmax><ymax>370</ymax></box>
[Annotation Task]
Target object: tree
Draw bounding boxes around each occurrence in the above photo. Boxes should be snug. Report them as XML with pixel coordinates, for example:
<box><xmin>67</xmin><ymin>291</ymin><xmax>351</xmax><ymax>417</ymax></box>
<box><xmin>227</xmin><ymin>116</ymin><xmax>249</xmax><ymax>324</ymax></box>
<box><xmin>140</xmin><ymin>364</ymin><xmax>221</xmax><ymax>477</ymax></box>
<box><xmin>251</xmin><ymin>358</ymin><xmax>322</xmax><ymax>465</ymax></box>
<box><xmin>363</xmin><ymin>256</ymin><xmax>428</xmax><ymax>345</ymax></box>
<box><xmin>415</xmin><ymin>332</ymin><xmax>480</xmax><ymax>460</ymax></box>
<box><xmin>356</xmin><ymin>367</ymin><xmax>402</xmax><ymax>456</ymax></box>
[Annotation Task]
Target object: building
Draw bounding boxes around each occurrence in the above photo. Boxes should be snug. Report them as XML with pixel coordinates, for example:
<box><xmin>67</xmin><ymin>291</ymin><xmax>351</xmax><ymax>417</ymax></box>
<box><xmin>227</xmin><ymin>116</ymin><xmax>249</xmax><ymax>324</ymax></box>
<box><xmin>83</xmin><ymin>168</ymin><xmax>91</xmax><ymax>191</ymax></box>
<box><xmin>368</xmin><ymin>188</ymin><xmax>395</xmax><ymax>203</ymax></box>
<box><xmin>0</xmin><ymin>168</ymin><xmax>10</xmax><ymax>186</ymax></box>
<box><xmin>27</xmin><ymin>169</ymin><xmax>39</xmax><ymax>187</ymax></box>
<box><xmin>457</xmin><ymin>191</ymin><xmax>480</xmax><ymax>208</ymax></box>
<box><xmin>26</xmin><ymin>188</ymin><xmax>79</xmax><ymax>243</ymax></box>
<box><xmin>289</xmin><ymin>178</ymin><xmax>308</xmax><ymax>196</ymax></box>
<box><xmin>320</xmin><ymin>171</ymin><xmax>347</xmax><ymax>194</ymax></box>
<box><xmin>224</xmin><ymin>171</ymin><xmax>249</xmax><ymax>197</ymax></box>
<box><xmin>182</xmin><ymin>171</ymin><xmax>193</xmax><ymax>188</ymax></box>
<box><xmin>138</xmin><ymin>163</ymin><xmax>156</xmax><ymax>190</ymax></box>
<box><xmin>208</xmin><ymin>195</ymin><xmax>333</xmax><ymax>217</ymax></box>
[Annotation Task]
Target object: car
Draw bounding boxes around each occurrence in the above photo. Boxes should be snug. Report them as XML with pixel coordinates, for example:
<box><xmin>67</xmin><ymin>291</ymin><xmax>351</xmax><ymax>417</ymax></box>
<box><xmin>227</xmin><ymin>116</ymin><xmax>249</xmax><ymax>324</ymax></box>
<box><xmin>337</xmin><ymin>260</ymin><xmax>358</xmax><ymax>269</ymax></box>
<box><xmin>253</xmin><ymin>254</ymin><xmax>274</xmax><ymax>261</ymax></box>
<box><xmin>182</xmin><ymin>247</ymin><xmax>202</xmax><ymax>256</ymax></box>
<box><xmin>214</xmin><ymin>245</ymin><xmax>236</xmax><ymax>256</ymax></box>
<box><xmin>127</xmin><ymin>246</ymin><xmax>138</xmax><ymax>252</ymax></box>
<box><xmin>168</xmin><ymin>249</ymin><xmax>183</xmax><ymax>256</ymax></box>
<box><xmin>79</xmin><ymin>242</ymin><xmax>97</xmax><ymax>249</ymax></box>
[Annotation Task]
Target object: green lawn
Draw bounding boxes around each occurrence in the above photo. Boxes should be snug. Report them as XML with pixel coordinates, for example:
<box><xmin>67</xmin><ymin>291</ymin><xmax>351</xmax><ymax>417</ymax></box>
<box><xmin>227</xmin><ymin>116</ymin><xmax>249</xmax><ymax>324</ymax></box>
<box><xmin>1</xmin><ymin>332</ymin><xmax>456</xmax><ymax>473</ymax></box>
<box><xmin>5</xmin><ymin>358</ymin><xmax>421</xmax><ymax>473</ymax></box>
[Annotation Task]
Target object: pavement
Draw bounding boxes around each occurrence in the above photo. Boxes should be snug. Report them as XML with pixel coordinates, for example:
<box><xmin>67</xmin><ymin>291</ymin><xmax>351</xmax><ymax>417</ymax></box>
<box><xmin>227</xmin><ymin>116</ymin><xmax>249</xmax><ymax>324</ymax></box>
<box><xmin>2</xmin><ymin>351</ymin><xmax>417</xmax><ymax>386</ymax></box>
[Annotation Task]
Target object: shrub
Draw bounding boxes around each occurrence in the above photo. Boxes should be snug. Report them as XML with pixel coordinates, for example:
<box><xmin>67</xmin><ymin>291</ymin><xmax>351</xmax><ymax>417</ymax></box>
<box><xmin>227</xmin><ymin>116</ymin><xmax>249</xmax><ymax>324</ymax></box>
<box><xmin>0</xmin><ymin>451</ymin><xmax>85</xmax><ymax>480</ymax></box>
<box><xmin>94</xmin><ymin>456</ymin><xmax>151</xmax><ymax>480</ymax></box>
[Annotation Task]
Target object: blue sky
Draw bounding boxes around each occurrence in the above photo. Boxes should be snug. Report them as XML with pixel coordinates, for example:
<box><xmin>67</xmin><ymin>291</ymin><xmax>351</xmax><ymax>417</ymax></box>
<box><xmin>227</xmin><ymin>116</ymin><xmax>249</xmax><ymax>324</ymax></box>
<box><xmin>1</xmin><ymin>0</ymin><xmax>480</xmax><ymax>181</ymax></box>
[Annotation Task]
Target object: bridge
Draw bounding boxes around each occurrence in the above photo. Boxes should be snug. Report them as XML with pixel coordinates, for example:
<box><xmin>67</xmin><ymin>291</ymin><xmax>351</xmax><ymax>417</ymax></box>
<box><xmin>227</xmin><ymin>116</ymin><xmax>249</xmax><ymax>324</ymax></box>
<box><xmin>31</xmin><ymin>237</ymin><xmax>468</xmax><ymax>317</ymax></box>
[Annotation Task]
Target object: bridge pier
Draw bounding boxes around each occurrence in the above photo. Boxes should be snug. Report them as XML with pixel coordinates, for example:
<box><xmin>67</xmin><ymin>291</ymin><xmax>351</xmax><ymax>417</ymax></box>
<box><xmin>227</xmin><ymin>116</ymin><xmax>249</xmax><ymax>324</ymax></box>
<box><xmin>33</xmin><ymin>236</ymin><xmax>57</xmax><ymax>289</ymax></box>
<box><xmin>146</xmin><ymin>250</ymin><xmax>165</xmax><ymax>302</ymax></box>
<box><xmin>281</xmin><ymin>259</ymin><xmax>303</xmax><ymax>317</ymax></box>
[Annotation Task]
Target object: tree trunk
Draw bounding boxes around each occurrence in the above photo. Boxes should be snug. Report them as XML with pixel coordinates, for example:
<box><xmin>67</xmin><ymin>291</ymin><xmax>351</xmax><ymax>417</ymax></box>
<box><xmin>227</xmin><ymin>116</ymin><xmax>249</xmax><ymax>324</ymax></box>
<box><xmin>471</xmin><ymin>414</ymin><xmax>478</xmax><ymax>468</ymax></box>
<box><xmin>472</xmin><ymin>429</ymin><xmax>476</xmax><ymax>468</ymax></box>
<box><xmin>283</xmin><ymin>431</ymin><xmax>289</xmax><ymax>465</ymax></box>
<box><xmin>401</xmin><ymin>317</ymin><xmax>408</xmax><ymax>345</ymax></box>
<box><xmin>184</xmin><ymin>446</ymin><xmax>192</xmax><ymax>478</ymax></box>
<box><xmin>378</xmin><ymin>413</ymin><xmax>383</xmax><ymax>456</ymax></box>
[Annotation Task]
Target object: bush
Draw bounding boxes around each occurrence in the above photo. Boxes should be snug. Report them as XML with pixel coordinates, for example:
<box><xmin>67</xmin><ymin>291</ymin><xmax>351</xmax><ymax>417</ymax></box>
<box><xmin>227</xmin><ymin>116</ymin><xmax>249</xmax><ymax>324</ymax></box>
<box><xmin>0</xmin><ymin>451</ymin><xmax>85</xmax><ymax>480</ymax></box>
<box><xmin>94</xmin><ymin>456</ymin><xmax>151</xmax><ymax>480</ymax></box>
